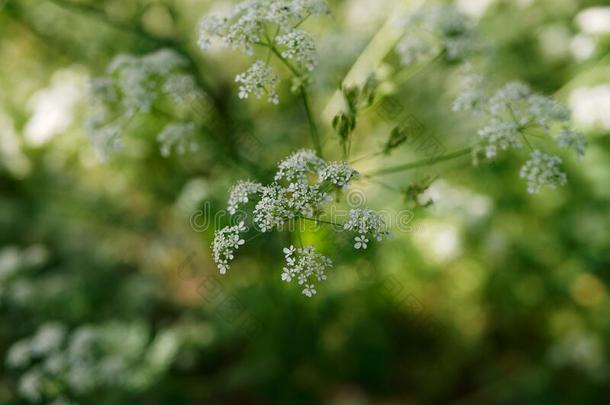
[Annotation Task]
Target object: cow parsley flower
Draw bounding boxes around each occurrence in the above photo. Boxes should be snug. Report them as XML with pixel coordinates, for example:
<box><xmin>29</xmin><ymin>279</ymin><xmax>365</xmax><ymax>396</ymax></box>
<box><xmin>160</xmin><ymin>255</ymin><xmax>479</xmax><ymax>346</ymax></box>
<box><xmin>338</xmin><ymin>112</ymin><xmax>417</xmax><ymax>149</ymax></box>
<box><xmin>212</xmin><ymin>221</ymin><xmax>247</xmax><ymax>274</ymax></box>
<box><xmin>274</xmin><ymin>148</ymin><xmax>326</xmax><ymax>184</ymax></box>
<box><xmin>87</xmin><ymin>49</ymin><xmax>204</xmax><ymax>158</ymax></box>
<box><xmin>395</xmin><ymin>34</ymin><xmax>438</xmax><ymax>67</ymax></box>
<box><xmin>344</xmin><ymin>208</ymin><xmax>391</xmax><ymax>248</ymax></box>
<box><xmin>397</xmin><ymin>4</ymin><xmax>479</xmax><ymax>66</ymax></box>
<box><xmin>235</xmin><ymin>61</ymin><xmax>280</xmax><ymax>104</ymax></box>
<box><xmin>276</xmin><ymin>29</ymin><xmax>318</xmax><ymax>71</ymax></box>
<box><xmin>520</xmin><ymin>150</ymin><xmax>567</xmax><ymax>194</ymax></box>
<box><xmin>281</xmin><ymin>245</ymin><xmax>332</xmax><ymax>297</ymax></box>
<box><xmin>556</xmin><ymin>128</ymin><xmax>587</xmax><ymax>159</ymax></box>
<box><xmin>477</xmin><ymin>119</ymin><xmax>521</xmax><ymax>158</ymax></box>
<box><xmin>227</xmin><ymin>180</ymin><xmax>263</xmax><ymax>215</ymax></box>
<box><xmin>213</xmin><ymin>150</ymin><xmax>389</xmax><ymax>296</ymax></box>
<box><xmin>162</xmin><ymin>74</ymin><xmax>203</xmax><ymax>103</ymax></box>
<box><xmin>157</xmin><ymin>122</ymin><xmax>199</xmax><ymax>158</ymax></box>
<box><xmin>198</xmin><ymin>0</ymin><xmax>328</xmax><ymax>103</ymax></box>
<box><xmin>318</xmin><ymin>161</ymin><xmax>359</xmax><ymax>188</ymax></box>
<box><xmin>454</xmin><ymin>77</ymin><xmax>586</xmax><ymax>192</ymax></box>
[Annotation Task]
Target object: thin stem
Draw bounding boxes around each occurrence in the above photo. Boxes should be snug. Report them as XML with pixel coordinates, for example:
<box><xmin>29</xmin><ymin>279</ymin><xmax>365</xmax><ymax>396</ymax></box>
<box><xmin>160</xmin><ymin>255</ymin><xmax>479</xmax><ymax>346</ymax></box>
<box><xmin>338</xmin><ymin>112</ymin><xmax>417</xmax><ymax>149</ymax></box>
<box><xmin>300</xmin><ymin>216</ymin><xmax>344</xmax><ymax>229</ymax></box>
<box><xmin>267</xmin><ymin>44</ymin><xmax>323</xmax><ymax>157</ymax></box>
<box><xmin>367</xmin><ymin>147</ymin><xmax>473</xmax><ymax>177</ymax></box>
<box><xmin>350</xmin><ymin>150</ymin><xmax>386</xmax><ymax>165</ymax></box>
<box><xmin>301</xmin><ymin>90</ymin><xmax>323</xmax><ymax>157</ymax></box>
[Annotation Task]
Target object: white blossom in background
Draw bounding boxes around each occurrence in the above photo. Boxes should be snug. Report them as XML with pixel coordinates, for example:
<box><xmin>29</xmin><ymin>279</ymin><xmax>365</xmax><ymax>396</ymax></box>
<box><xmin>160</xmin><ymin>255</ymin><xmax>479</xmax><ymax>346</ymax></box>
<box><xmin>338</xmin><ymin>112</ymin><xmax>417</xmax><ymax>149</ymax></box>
<box><xmin>344</xmin><ymin>208</ymin><xmax>392</xmax><ymax>248</ymax></box>
<box><xmin>235</xmin><ymin>61</ymin><xmax>280</xmax><ymax>104</ymax></box>
<box><xmin>395</xmin><ymin>34</ymin><xmax>438</xmax><ymax>67</ymax></box>
<box><xmin>227</xmin><ymin>180</ymin><xmax>263</xmax><ymax>214</ymax></box>
<box><xmin>198</xmin><ymin>0</ymin><xmax>328</xmax><ymax>103</ymax></box>
<box><xmin>575</xmin><ymin>7</ymin><xmax>610</xmax><ymax>35</ymax></box>
<box><xmin>212</xmin><ymin>149</ymin><xmax>386</xmax><ymax>296</ymax></box>
<box><xmin>7</xmin><ymin>322</ymin><xmax>181</xmax><ymax>403</ymax></box>
<box><xmin>453</xmin><ymin>76</ymin><xmax>586</xmax><ymax>192</ymax></box>
<box><xmin>520</xmin><ymin>150</ymin><xmax>567</xmax><ymax>194</ymax></box>
<box><xmin>87</xmin><ymin>49</ymin><xmax>204</xmax><ymax>159</ymax></box>
<box><xmin>212</xmin><ymin>221</ymin><xmax>247</xmax><ymax>274</ymax></box>
<box><xmin>568</xmin><ymin>85</ymin><xmax>610</xmax><ymax>131</ymax></box>
<box><xmin>162</xmin><ymin>74</ymin><xmax>203</xmax><ymax>103</ymax></box>
<box><xmin>157</xmin><ymin>122</ymin><xmax>199</xmax><ymax>158</ymax></box>
<box><xmin>281</xmin><ymin>245</ymin><xmax>332</xmax><ymax>297</ymax></box>
<box><xmin>396</xmin><ymin>4</ymin><xmax>479</xmax><ymax>66</ymax></box>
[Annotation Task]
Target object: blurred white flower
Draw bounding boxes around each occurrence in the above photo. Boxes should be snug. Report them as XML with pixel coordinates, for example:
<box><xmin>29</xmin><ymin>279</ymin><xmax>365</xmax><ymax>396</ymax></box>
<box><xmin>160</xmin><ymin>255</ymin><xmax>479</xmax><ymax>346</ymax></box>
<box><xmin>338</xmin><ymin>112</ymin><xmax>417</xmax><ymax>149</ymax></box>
<box><xmin>575</xmin><ymin>7</ymin><xmax>610</xmax><ymax>35</ymax></box>
<box><xmin>568</xmin><ymin>85</ymin><xmax>610</xmax><ymax>130</ymax></box>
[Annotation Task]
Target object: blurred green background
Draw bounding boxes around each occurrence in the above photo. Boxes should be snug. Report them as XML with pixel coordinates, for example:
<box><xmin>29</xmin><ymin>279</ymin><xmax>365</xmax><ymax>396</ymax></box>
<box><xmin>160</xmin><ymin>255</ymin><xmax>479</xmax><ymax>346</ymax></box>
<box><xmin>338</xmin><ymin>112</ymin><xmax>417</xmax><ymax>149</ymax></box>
<box><xmin>1</xmin><ymin>0</ymin><xmax>609</xmax><ymax>403</ymax></box>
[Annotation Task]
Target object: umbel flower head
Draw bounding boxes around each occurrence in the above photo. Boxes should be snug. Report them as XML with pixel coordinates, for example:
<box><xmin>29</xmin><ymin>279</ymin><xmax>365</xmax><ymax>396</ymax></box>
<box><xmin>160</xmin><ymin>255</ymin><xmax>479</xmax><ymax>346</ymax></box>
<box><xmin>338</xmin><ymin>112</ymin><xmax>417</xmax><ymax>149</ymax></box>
<box><xmin>211</xmin><ymin>149</ymin><xmax>389</xmax><ymax>297</ymax></box>
<box><xmin>453</xmin><ymin>75</ymin><xmax>587</xmax><ymax>193</ymax></box>
<box><xmin>396</xmin><ymin>4</ymin><xmax>480</xmax><ymax>67</ymax></box>
<box><xmin>197</xmin><ymin>0</ymin><xmax>328</xmax><ymax>104</ymax></box>
<box><xmin>281</xmin><ymin>245</ymin><xmax>332</xmax><ymax>297</ymax></box>
<box><xmin>87</xmin><ymin>49</ymin><xmax>204</xmax><ymax>159</ymax></box>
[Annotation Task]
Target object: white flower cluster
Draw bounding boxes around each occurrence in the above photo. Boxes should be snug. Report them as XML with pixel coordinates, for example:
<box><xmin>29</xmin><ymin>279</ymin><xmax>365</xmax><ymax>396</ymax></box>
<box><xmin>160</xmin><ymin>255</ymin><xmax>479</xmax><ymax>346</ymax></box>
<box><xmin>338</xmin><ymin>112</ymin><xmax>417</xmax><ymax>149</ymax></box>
<box><xmin>157</xmin><ymin>122</ymin><xmax>199</xmax><ymax>158</ymax></box>
<box><xmin>235</xmin><ymin>61</ymin><xmax>280</xmax><ymax>104</ymax></box>
<box><xmin>454</xmin><ymin>77</ymin><xmax>586</xmax><ymax>192</ymax></box>
<box><xmin>519</xmin><ymin>150</ymin><xmax>567</xmax><ymax>194</ymax></box>
<box><xmin>198</xmin><ymin>0</ymin><xmax>328</xmax><ymax>103</ymax></box>
<box><xmin>343</xmin><ymin>208</ymin><xmax>391</xmax><ymax>249</ymax></box>
<box><xmin>319</xmin><ymin>161</ymin><xmax>360</xmax><ymax>188</ymax></box>
<box><xmin>7</xmin><ymin>322</ymin><xmax>179</xmax><ymax>403</ymax></box>
<box><xmin>87</xmin><ymin>49</ymin><xmax>204</xmax><ymax>158</ymax></box>
<box><xmin>396</xmin><ymin>4</ymin><xmax>478</xmax><ymax>66</ymax></box>
<box><xmin>212</xmin><ymin>221</ymin><xmax>247</xmax><ymax>274</ymax></box>
<box><xmin>281</xmin><ymin>245</ymin><xmax>332</xmax><ymax>297</ymax></box>
<box><xmin>227</xmin><ymin>180</ymin><xmax>264</xmax><ymax>214</ymax></box>
<box><xmin>212</xmin><ymin>149</ymin><xmax>384</xmax><ymax>296</ymax></box>
<box><xmin>276</xmin><ymin>29</ymin><xmax>318</xmax><ymax>71</ymax></box>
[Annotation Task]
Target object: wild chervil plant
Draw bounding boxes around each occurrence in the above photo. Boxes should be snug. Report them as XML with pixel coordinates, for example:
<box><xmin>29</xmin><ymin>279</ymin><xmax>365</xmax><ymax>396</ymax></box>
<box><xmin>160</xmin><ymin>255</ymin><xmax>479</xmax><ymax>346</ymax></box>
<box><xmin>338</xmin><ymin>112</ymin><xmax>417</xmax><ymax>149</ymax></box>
<box><xmin>84</xmin><ymin>0</ymin><xmax>586</xmax><ymax>297</ymax></box>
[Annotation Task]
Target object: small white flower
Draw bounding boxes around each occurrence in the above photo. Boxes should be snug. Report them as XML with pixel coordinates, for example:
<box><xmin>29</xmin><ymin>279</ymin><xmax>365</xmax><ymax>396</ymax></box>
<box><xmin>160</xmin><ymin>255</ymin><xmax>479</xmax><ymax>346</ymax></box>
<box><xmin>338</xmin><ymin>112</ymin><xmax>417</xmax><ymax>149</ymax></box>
<box><xmin>520</xmin><ymin>150</ymin><xmax>567</xmax><ymax>194</ymax></box>
<box><xmin>276</xmin><ymin>29</ymin><xmax>318</xmax><ymax>71</ymax></box>
<box><xmin>212</xmin><ymin>221</ymin><xmax>247</xmax><ymax>274</ymax></box>
<box><xmin>227</xmin><ymin>180</ymin><xmax>263</xmax><ymax>214</ymax></box>
<box><xmin>318</xmin><ymin>162</ymin><xmax>359</xmax><ymax>188</ymax></box>
<box><xmin>157</xmin><ymin>122</ymin><xmax>199</xmax><ymax>158</ymax></box>
<box><xmin>280</xmin><ymin>245</ymin><xmax>332</xmax><ymax>297</ymax></box>
<box><xmin>354</xmin><ymin>235</ymin><xmax>369</xmax><ymax>249</ymax></box>
<box><xmin>344</xmin><ymin>209</ymin><xmax>391</xmax><ymax>247</ymax></box>
<box><xmin>235</xmin><ymin>61</ymin><xmax>280</xmax><ymax>104</ymax></box>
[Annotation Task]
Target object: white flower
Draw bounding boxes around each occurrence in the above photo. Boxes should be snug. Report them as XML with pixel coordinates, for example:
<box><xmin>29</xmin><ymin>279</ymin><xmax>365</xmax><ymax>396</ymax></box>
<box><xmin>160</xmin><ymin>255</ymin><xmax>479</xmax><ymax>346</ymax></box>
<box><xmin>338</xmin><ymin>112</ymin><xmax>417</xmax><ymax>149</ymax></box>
<box><xmin>157</xmin><ymin>122</ymin><xmax>199</xmax><ymax>157</ymax></box>
<box><xmin>397</xmin><ymin>4</ymin><xmax>478</xmax><ymax>65</ymax></box>
<box><xmin>235</xmin><ymin>61</ymin><xmax>280</xmax><ymax>104</ymax></box>
<box><xmin>276</xmin><ymin>29</ymin><xmax>318</xmax><ymax>71</ymax></box>
<box><xmin>227</xmin><ymin>180</ymin><xmax>263</xmax><ymax>214</ymax></box>
<box><xmin>520</xmin><ymin>150</ymin><xmax>567</xmax><ymax>194</ymax></box>
<box><xmin>274</xmin><ymin>148</ymin><xmax>325</xmax><ymax>184</ymax></box>
<box><xmin>344</xmin><ymin>208</ymin><xmax>391</xmax><ymax>246</ymax></box>
<box><xmin>318</xmin><ymin>161</ymin><xmax>359</xmax><ymax>188</ymax></box>
<box><xmin>452</xmin><ymin>70</ymin><xmax>485</xmax><ymax>113</ymax></box>
<box><xmin>198</xmin><ymin>0</ymin><xmax>328</xmax><ymax>104</ymax></box>
<box><xmin>281</xmin><ymin>245</ymin><xmax>332</xmax><ymax>297</ymax></box>
<box><xmin>395</xmin><ymin>34</ymin><xmax>437</xmax><ymax>67</ymax></box>
<box><xmin>477</xmin><ymin>119</ymin><xmax>521</xmax><ymax>158</ymax></box>
<box><xmin>212</xmin><ymin>221</ymin><xmax>247</xmax><ymax>274</ymax></box>
<box><xmin>354</xmin><ymin>235</ymin><xmax>369</xmax><ymax>249</ymax></box>
<box><xmin>162</xmin><ymin>74</ymin><xmax>203</xmax><ymax>103</ymax></box>
<box><xmin>556</xmin><ymin>128</ymin><xmax>586</xmax><ymax>159</ymax></box>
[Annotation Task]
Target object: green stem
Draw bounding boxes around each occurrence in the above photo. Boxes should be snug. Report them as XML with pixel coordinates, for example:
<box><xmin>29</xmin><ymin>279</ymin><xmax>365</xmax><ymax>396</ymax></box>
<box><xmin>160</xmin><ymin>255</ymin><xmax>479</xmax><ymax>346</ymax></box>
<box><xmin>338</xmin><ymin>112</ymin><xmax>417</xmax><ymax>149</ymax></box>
<box><xmin>367</xmin><ymin>147</ymin><xmax>473</xmax><ymax>176</ymax></box>
<box><xmin>300</xmin><ymin>90</ymin><xmax>323</xmax><ymax>157</ymax></box>
<box><xmin>268</xmin><ymin>44</ymin><xmax>323</xmax><ymax>157</ymax></box>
